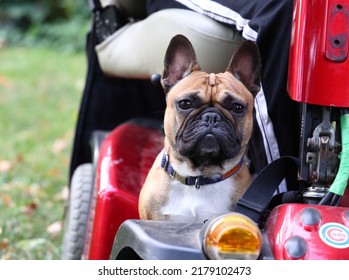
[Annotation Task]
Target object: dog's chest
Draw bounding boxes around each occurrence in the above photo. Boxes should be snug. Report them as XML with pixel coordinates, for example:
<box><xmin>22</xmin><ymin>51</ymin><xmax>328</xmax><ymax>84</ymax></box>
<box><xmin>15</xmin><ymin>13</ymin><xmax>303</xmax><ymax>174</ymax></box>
<box><xmin>160</xmin><ymin>178</ymin><xmax>236</xmax><ymax>223</ymax></box>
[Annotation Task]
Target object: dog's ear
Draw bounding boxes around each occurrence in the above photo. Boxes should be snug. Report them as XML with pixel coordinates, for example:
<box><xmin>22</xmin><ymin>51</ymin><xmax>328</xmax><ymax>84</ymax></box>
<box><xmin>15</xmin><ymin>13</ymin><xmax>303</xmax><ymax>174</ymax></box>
<box><xmin>227</xmin><ymin>40</ymin><xmax>261</xmax><ymax>96</ymax></box>
<box><xmin>161</xmin><ymin>34</ymin><xmax>201</xmax><ymax>94</ymax></box>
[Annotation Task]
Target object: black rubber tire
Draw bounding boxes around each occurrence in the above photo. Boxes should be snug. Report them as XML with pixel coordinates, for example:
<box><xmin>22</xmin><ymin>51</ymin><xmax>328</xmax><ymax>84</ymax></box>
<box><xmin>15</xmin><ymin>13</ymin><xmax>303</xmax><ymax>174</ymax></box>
<box><xmin>61</xmin><ymin>163</ymin><xmax>94</xmax><ymax>259</ymax></box>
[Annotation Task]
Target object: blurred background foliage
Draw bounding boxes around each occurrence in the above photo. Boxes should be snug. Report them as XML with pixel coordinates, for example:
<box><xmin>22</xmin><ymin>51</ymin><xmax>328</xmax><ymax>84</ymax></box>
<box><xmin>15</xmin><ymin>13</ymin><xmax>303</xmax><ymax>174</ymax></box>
<box><xmin>0</xmin><ymin>1</ymin><xmax>90</xmax><ymax>259</ymax></box>
<box><xmin>0</xmin><ymin>0</ymin><xmax>90</xmax><ymax>52</ymax></box>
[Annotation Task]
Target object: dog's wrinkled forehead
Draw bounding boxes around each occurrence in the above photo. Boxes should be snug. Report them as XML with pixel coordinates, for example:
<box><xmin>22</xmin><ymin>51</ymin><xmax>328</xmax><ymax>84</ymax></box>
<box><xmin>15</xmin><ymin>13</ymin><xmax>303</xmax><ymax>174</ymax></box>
<box><xmin>208</xmin><ymin>73</ymin><xmax>216</xmax><ymax>86</ymax></box>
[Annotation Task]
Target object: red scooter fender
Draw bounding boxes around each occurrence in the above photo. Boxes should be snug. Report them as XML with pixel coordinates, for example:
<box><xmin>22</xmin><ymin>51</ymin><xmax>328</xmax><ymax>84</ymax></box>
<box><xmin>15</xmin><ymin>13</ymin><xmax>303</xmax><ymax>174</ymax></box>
<box><xmin>83</xmin><ymin>119</ymin><xmax>164</xmax><ymax>260</ymax></box>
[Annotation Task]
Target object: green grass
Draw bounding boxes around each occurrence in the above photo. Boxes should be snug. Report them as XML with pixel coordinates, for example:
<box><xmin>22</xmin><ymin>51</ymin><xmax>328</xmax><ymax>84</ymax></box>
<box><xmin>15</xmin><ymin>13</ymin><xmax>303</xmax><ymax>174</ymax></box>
<box><xmin>0</xmin><ymin>47</ymin><xmax>86</xmax><ymax>259</ymax></box>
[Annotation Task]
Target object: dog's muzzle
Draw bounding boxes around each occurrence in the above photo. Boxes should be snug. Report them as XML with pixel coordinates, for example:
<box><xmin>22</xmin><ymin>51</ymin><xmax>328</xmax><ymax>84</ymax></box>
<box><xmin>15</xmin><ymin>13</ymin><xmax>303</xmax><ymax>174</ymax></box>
<box><xmin>178</xmin><ymin>108</ymin><xmax>241</xmax><ymax>167</ymax></box>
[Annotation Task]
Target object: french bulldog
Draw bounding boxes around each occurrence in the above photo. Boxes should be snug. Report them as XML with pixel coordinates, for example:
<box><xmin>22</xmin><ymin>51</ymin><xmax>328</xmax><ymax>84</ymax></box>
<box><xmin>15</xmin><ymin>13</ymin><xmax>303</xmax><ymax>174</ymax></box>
<box><xmin>139</xmin><ymin>34</ymin><xmax>261</xmax><ymax>223</ymax></box>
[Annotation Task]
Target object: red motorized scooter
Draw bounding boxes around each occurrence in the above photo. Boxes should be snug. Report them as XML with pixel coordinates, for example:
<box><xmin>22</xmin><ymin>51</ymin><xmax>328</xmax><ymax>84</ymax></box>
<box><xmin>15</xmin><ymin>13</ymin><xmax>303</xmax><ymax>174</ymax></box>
<box><xmin>61</xmin><ymin>0</ymin><xmax>349</xmax><ymax>260</ymax></box>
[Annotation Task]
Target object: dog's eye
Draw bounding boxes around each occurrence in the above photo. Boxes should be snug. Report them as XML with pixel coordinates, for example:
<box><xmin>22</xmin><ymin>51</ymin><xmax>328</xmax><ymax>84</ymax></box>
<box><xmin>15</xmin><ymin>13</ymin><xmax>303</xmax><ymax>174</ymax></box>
<box><xmin>231</xmin><ymin>103</ymin><xmax>245</xmax><ymax>114</ymax></box>
<box><xmin>178</xmin><ymin>99</ymin><xmax>193</xmax><ymax>110</ymax></box>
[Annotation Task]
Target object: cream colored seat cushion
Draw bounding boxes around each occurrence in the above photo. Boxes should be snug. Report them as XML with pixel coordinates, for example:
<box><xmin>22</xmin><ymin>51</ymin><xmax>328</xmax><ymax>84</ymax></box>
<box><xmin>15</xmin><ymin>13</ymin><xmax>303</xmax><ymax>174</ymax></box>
<box><xmin>96</xmin><ymin>8</ymin><xmax>244</xmax><ymax>79</ymax></box>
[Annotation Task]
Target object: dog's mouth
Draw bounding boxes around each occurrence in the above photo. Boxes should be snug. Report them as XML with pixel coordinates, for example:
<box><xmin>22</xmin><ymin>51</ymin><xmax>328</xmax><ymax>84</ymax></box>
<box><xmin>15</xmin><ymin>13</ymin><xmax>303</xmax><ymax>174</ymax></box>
<box><xmin>178</xmin><ymin>117</ymin><xmax>242</xmax><ymax>167</ymax></box>
<box><xmin>196</xmin><ymin>133</ymin><xmax>220</xmax><ymax>156</ymax></box>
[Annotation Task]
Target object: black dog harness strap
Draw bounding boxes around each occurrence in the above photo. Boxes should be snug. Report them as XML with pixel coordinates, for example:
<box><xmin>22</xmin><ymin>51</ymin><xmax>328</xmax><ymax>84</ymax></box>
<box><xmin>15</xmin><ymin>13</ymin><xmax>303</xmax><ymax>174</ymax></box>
<box><xmin>234</xmin><ymin>156</ymin><xmax>299</xmax><ymax>224</ymax></box>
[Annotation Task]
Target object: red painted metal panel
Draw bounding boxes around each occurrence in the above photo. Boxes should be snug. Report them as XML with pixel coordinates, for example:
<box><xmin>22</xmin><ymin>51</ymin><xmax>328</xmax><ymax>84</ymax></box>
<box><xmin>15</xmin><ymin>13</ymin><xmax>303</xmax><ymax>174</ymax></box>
<box><xmin>288</xmin><ymin>0</ymin><xmax>349</xmax><ymax>107</ymax></box>
<box><xmin>84</xmin><ymin>122</ymin><xmax>164</xmax><ymax>259</ymax></box>
<box><xmin>266</xmin><ymin>203</ymin><xmax>349</xmax><ymax>259</ymax></box>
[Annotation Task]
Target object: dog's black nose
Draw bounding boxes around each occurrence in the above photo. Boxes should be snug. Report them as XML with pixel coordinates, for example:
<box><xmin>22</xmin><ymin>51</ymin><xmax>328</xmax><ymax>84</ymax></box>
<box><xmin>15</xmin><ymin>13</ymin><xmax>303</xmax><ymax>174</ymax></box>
<box><xmin>201</xmin><ymin>111</ymin><xmax>222</xmax><ymax>124</ymax></box>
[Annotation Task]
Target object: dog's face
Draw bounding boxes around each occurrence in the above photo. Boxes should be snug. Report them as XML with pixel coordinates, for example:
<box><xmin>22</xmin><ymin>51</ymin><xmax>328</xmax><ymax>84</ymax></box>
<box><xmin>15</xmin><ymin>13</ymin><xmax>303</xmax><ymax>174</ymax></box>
<box><xmin>161</xmin><ymin>35</ymin><xmax>261</xmax><ymax>174</ymax></box>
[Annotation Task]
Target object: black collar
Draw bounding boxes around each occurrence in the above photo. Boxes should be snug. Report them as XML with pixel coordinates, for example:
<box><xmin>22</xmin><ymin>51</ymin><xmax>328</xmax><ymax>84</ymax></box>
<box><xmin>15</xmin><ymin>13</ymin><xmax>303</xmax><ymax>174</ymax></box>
<box><xmin>160</xmin><ymin>151</ymin><xmax>243</xmax><ymax>189</ymax></box>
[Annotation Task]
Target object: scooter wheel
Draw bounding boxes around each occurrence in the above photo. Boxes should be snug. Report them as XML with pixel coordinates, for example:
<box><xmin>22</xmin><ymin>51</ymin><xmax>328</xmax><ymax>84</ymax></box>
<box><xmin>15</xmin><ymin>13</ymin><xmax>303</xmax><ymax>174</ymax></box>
<box><xmin>61</xmin><ymin>163</ymin><xmax>93</xmax><ymax>259</ymax></box>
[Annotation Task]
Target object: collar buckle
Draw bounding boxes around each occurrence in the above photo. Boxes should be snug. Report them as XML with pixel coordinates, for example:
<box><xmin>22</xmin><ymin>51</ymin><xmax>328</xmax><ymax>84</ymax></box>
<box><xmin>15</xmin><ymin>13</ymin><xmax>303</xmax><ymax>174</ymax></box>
<box><xmin>194</xmin><ymin>177</ymin><xmax>201</xmax><ymax>189</ymax></box>
<box><xmin>163</xmin><ymin>153</ymin><xmax>169</xmax><ymax>171</ymax></box>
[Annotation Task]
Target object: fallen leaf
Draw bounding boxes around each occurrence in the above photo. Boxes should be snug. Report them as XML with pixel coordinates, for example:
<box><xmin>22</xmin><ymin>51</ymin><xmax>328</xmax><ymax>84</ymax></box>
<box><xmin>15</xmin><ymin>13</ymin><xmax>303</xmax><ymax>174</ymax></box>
<box><xmin>54</xmin><ymin>186</ymin><xmax>69</xmax><ymax>201</ymax></box>
<box><xmin>0</xmin><ymin>160</ymin><xmax>13</xmax><ymax>173</ymax></box>
<box><xmin>15</xmin><ymin>154</ymin><xmax>24</xmax><ymax>163</ymax></box>
<box><xmin>0</xmin><ymin>193</ymin><xmax>13</xmax><ymax>207</ymax></box>
<box><xmin>46</xmin><ymin>221</ymin><xmax>62</xmax><ymax>238</ymax></box>
<box><xmin>1</xmin><ymin>250</ymin><xmax>11</xmax><ymax>260</ymax></box>
<box><xmin>1</xmin><ymin>239</ymin><xmax>9</xmax><ymax>250</ymax></box>
<box><xmin>52</xmin><ymin>138</ymin><xmax>68</xmax><ymax>154</ymax></box>
<box><xmin>0</xmin><ymin>75</ymin><xmax>13</xmax><ymax>90</ymax></box>
<box><xmin>22</xmin><ymin>202</ymin><xmax>38</xmax><ymax>216</ymax></box>
<box><xmin>47</xmin><ymin>168</ymin><xmax>61</xmax><ymax>178</ymax></box>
